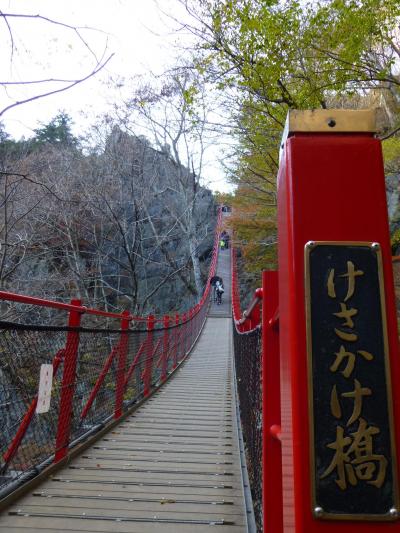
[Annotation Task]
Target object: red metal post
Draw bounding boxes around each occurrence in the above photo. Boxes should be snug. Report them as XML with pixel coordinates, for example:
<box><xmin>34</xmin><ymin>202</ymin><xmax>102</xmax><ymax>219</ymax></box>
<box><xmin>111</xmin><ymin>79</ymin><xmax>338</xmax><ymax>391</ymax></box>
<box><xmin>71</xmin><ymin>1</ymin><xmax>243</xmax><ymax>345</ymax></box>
<box><xmin>249</xmin><ymin>295</ymin><xmax>261</xmax><ymax>329</ymax></box>
<box><xmin>192</xmin><ymin>307</ymin><xmax>197</xmax><ymax>342</ymax></box>
<box><xmin>173</xmin><ymin>313</ymin><xmax>180</xmax><ymax>368</ymax></box>
<box><xmin>192</xmin><ymin>308</ymin><xmax>197</xmax><ymax>343</ymax></box>
<box><xmin>123</xmin><ymin>340</ymin><xmax>147</xmax><ymax>390</ymax></box>
<box><xmin>277</xmin><ymin>112</ymin><xmax>400</xmax><ymax>532</ymax></box>
<box><xmin>142</xmin><ymin>314</ymin><xmax>155</xmax><ymax>397</ymax></box>
<box><xmin>54</xmin><ymin>299</ymin><xmax>82</xmax><ymax>462</ymax></box>
<box><xmin>262</xmin><ymin>270</ymin><xmax>283</xmax><ymax>533</ymax></box>
<box><xmin>80</xmin><ymin>345</ymin><xmax>119</xmax><ymax>421</ymax></box>
<box><xmin>189</xmin><ymin>310</ymin><xmax>193</xmax><ymax>352</ymax></box>
<box><xmin>188</xmin><ymin>308</ymin><xmax>194</xmax><ymax>351</ymax></box>
<box><xmin>3</xmin><ymin>349</ymin><xmax>64</xmax><ymax>468</ymax></box>
<box><xmin>181</xmin><ymin>312</ymin><xmax>187</xmax><ymax>358</ymax></box>
<box><xmin>114</xmin><ymin>310</ymin><xmax>130</xmax><ymax>419</ymax></box>
<box><xmin>195</xmin><ymin>304</ymin><xmax>200</xmax><ymax>337</ymax></box>
<box><xmin>161</xmin><ymin>315</ymin><xmax>170</xmax><ymax>381</ymax></box>
<box><xmin>186</xmin><ymin>311</ymin><xmax>191</xmax><ymax>355</ymax></box>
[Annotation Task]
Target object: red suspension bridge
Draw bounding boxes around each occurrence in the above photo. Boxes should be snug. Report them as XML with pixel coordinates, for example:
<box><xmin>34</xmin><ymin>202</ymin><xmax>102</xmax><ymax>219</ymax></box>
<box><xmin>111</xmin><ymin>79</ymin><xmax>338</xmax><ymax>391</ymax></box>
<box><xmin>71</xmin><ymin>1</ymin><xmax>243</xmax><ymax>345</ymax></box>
<box><xmin>1</xmin><ymin>109</ymin><xmax>400</xmax><ymax>533</ymax></box>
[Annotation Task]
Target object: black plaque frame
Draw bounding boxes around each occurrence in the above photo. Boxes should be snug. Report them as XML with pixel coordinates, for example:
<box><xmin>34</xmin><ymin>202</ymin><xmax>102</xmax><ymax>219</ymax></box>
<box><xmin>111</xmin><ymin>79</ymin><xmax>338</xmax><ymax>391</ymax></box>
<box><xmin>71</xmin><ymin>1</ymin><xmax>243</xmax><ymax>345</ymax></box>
<box><xmin>305</xmin><ymin>241</ymin><xmax>398</xmax><ymax>521</ymax></box>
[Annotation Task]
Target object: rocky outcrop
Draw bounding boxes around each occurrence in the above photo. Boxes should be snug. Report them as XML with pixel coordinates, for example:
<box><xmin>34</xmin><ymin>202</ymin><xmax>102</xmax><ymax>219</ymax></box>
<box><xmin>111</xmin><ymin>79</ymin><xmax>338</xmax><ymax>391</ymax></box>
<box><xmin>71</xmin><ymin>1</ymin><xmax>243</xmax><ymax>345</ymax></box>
<box><xmin>101</xmin><ymin>129</ymin><xmax>217</xmax><ymax>315</ymax></box>
<box><xmin>0</xmin><ymin>127</ymin><xmax>217</xmax><ymax>322</ymax></box>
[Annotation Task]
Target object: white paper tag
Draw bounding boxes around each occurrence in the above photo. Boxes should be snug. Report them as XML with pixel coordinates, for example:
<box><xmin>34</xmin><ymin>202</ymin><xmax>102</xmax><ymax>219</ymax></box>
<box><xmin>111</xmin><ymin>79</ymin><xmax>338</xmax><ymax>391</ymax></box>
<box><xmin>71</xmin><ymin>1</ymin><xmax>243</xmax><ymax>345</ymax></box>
<box><xmin>36</xmin><ymin>364</ymin><xmax>53</xmax><ymax>414</ymax></box>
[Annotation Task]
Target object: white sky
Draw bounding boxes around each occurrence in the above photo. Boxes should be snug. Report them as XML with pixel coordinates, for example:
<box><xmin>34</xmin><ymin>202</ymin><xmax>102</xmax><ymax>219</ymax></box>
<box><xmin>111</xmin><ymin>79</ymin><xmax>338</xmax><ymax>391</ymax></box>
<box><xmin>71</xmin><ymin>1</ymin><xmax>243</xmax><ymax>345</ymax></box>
<box><xmin>0</xmin><ymin>0</ymin><xmax>233</xmax><ymax>192</ymax></box>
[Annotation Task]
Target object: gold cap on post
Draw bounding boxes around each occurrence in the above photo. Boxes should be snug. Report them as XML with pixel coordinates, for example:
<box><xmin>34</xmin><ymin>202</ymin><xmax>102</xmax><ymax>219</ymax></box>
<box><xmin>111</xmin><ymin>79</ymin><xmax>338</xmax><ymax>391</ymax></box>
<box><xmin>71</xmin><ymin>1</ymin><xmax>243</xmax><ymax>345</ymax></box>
<box><xmin>285</xmin><ymin>109</ymin><xmax>377</xmax><ymax>134</ymax></box>
<box><xmin>280</xmin><ymin>109</ymin><xmax>377</xmax><ymax>160</ymax></box>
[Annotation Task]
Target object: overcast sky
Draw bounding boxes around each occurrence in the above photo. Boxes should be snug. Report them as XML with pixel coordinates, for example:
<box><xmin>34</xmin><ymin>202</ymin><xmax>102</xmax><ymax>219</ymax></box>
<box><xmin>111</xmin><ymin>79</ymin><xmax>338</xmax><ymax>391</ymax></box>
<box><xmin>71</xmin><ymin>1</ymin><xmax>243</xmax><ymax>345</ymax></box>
<box><xmin>0</xmin><ymin>1</ymin><xmax>233</xmax><ymax>192</ymax></box>
<box><xmin>1</xmin><ymin>1</ymin><xmax>180</xmax><ymax>133</ymax></box>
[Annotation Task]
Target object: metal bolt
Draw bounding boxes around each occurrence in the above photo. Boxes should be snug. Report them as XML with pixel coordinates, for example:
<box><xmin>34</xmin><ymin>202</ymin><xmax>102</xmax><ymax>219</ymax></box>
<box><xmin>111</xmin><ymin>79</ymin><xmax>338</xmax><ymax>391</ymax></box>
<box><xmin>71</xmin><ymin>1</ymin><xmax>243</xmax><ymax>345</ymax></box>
<box><xmin>314</xmin><ymin>506</ymin><xmax>324</xmax><ymax>518</ymax></box>
<box><xmin>371</xmin><ymin>242</ymin><xmax>380</xmax><ymax>251</ymax></box>
<box><xmin>327</xmin><ymin>119</ymin><xmax>336</xmax><ymax>127</ymax></box>
<box><xmin>390</xmin><ymin>508</ymin><xmax>399</xmax><ymax>519</ymax></box>
<box><xmin>306</xmin><ymin>240</ymin><xmax>316</xmax><ymax>250</ymax></box>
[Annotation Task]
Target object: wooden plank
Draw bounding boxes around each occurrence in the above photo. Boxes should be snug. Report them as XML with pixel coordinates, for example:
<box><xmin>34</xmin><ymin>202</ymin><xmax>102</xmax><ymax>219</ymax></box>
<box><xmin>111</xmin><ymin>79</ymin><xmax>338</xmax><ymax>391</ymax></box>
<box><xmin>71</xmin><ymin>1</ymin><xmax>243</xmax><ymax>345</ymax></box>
<box><xmin>7</xmin><ymin>503</ymin><xmax>246</xmax><ymax>523</ymax></box>
<box><xmin>1</xmin><ymin>517</ymin><xmax>246</xmax><ymax>533</ymax></box>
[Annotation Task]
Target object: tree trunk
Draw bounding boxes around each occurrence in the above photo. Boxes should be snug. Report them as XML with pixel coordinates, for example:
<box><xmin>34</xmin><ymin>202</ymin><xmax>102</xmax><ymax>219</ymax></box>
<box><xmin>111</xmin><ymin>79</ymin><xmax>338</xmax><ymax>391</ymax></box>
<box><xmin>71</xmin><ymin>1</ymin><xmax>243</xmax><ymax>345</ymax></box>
<box><xmin>189</xmin><ymin>238</ymin><xmax>202</xmax><ymax>295</ymax></box>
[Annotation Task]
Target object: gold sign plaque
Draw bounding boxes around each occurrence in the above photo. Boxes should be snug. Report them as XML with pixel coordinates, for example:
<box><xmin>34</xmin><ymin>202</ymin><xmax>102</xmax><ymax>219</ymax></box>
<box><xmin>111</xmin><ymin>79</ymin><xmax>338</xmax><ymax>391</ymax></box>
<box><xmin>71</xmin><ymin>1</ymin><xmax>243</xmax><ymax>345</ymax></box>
<box><xmin>305</xmin><ymin>241</ymin><xmax>398</xmax><ymax>520</ymax></box>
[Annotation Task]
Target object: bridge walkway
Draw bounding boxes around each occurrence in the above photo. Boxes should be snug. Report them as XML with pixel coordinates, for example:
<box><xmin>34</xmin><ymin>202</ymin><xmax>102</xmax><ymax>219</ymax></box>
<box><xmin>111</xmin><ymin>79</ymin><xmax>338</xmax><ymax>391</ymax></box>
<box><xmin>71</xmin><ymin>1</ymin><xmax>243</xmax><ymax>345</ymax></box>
<box><xmin>0</xmin><ymin>245</ymin><xmax>249</xmax><ymax>532</ymax></box>
<box><xmin>208</xmin><ymin>245</ymin><xmax>231</xmax><ymax>319</ymax></box>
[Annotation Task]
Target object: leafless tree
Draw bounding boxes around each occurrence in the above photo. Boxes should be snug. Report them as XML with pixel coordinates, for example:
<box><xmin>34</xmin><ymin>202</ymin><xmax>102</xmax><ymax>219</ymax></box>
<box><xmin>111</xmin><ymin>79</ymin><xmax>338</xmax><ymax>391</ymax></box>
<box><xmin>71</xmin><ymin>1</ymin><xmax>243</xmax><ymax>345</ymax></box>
<box><xmin>114</xmin><ymin>71</ymin><xmax>216</xmax><ymax>296</ymax></box>
<box><xmin>0</xmin><ymin>12</ymin><xmax>114</xmax><ymax>118</ymax></box>
<box><xmin>0</xmin><ymin>104</ymin><xmax>215</xmax><ymax>320</ymax></box>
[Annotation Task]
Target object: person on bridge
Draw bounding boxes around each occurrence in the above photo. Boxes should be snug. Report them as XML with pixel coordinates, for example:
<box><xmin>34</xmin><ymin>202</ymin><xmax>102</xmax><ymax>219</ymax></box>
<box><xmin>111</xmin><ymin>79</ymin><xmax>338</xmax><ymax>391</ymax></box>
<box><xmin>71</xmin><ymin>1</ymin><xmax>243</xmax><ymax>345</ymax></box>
<box><xmin>210</xmin><ymin>275</ymin><xmax>223</xmax><ymax>302</ymax></box>
<box><xmin>215</xmin><ymin>279</ymin><xmax>224</xmax><ymax>305</ymax></box>
<box><xmin>220</xmin><ymin>230</ymin><xmax>229</xmax><ymax>249</ymax></box>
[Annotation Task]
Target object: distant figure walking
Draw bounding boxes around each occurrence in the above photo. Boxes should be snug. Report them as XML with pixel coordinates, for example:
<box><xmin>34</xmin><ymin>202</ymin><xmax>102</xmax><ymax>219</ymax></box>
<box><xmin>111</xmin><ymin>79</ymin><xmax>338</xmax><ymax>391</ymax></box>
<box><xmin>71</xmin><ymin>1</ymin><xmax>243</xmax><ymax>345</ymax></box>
<box><xmin>220</xmin><ymin>231</ymin><xmax>229</xmax><ymax>249</ymax></box>
<box><xmin>215</xmin><ymin>280</ymin><xmax>224</xmax><ymax>305</ymax></box>
<box><xmin>210</xmin><ymin>275</ymin><xmax>223</xmax><ymax>303</ymax></box>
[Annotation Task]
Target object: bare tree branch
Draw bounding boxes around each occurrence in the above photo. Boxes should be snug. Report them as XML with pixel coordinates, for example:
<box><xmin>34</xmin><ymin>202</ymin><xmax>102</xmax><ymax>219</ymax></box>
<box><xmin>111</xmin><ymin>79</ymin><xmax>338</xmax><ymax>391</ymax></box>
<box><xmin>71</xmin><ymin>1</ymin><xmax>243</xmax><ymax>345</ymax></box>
<box><xmin>0</xmin><ymin>53</ymin><xmax>114</xmax><ymax>118</ymax></box>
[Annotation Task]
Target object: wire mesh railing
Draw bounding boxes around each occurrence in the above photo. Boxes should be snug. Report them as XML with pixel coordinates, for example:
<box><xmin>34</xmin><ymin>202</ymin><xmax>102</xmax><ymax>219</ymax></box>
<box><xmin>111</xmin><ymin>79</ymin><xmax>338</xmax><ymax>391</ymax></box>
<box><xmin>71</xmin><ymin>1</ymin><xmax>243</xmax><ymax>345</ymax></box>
<box><xmin>0</xmin><ymin>211</ymin><xmax>222</xmax><ymax>498</ymax></box>
<box><xmin>233</xmin><ymin>323</ymin><xmax>262</xmax><ymax>531</ymax></box>
<box><xmin>231</xmin><ymin>245</ymin><xmax>263</xmax><ymax>532</ymax></box>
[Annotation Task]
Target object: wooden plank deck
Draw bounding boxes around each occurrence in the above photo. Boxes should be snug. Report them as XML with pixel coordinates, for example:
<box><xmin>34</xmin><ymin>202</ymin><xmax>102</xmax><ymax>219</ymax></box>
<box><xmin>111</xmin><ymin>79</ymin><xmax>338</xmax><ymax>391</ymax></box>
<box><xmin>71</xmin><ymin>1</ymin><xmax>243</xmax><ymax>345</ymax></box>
<box><xmin>208</xmin><ymin>246</ymin><xmax>231</xmax><ymax>319</ymax></box>
<box><xmin>0</xmin><ymin>249</ymin><xmax>249</xmax><ymax>532</ymax></box>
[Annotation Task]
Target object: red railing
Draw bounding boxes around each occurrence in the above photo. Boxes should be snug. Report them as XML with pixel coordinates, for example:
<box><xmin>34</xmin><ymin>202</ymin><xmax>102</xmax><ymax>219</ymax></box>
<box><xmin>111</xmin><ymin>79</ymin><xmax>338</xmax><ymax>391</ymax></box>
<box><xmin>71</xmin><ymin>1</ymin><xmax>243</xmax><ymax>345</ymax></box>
<box><xmin>231</xmin><ymin>244</ymin><xmax>263</xmax><ymax>529</ymax></box>
<box><xmin>0</xmin><ymin>209</ymin><xmax>222</xmax><ymax>497</ymax></box>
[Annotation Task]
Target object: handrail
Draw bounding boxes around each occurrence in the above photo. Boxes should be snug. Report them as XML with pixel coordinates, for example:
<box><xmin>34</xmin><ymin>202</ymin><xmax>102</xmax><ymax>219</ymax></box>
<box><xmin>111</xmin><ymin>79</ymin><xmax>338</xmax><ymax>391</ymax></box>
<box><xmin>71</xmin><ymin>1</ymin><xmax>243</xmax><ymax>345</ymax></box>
<box><xmin>0</xmin><ymin>206</ymin><xmax>224</xmax><ymax>500</ymax></box>
<box><xmin>235</xmin><ymin>287</ymin><xmax>263</xmax><ymax>327</ymax></box>
<box><xmin>0</xmin><ymin>290</ymin><xmax>145</xmax><ymax>321</ymax></box>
